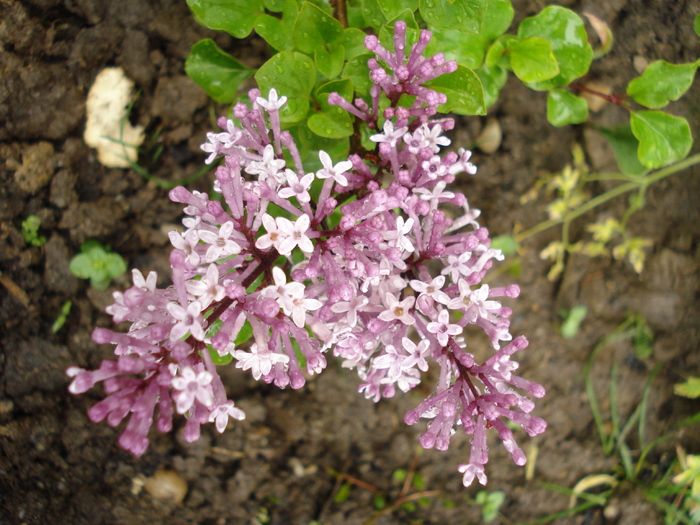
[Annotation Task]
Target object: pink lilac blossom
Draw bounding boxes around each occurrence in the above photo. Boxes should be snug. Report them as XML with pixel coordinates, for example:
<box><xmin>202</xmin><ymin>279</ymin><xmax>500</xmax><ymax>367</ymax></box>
<box><xmin>68</xmin><ymin>21</ymin><xmax>545</xmax><ymax>488</ymax></box>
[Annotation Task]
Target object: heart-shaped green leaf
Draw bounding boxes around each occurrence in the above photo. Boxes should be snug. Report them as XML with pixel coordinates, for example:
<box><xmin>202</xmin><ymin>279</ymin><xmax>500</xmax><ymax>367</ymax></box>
<box><xmin>186</xmin><ymin>0</ymin><xmax>264</xmax><ymax>38</ymax></box>
<box><xmin>630</xmin><ymin>110</ymin><xmax>692</xmax><ymax>168</ymax></box>
<box><xmin>508</xmin><ymin>37</ymin><xmax>559</xmax><ymax>83</ymax></box>
<box><xmin>546</xmin><ymin>89</ymin><xmax>588</xmax><ymax>126</ymax></box>
<box><xmin>255</xmin><ymin>51</ymin><xmax>316</xmax><ymax>123</ymax></box>
<box><xmin>418</xmin><ymin>0</ymin><xmax>488</xmax><ymax>34</ymax></box>
<box><xmin>185</xmin><ymin>39</ymin><xmax>254</xmax><ymax>103</ymax></box>
<box><xmin>627</xmin><ymin>60</ymin><xmax>700</xmax><ymax>109</ymax></box>
<box><xmin>426</xmin><ymin>65</ymin><xmax>486</xmax><ymax>115</ymax></box>
<box><xmin>517</xmin><ymin>6</ymin><xmax>593</xmax><ymax>90</ymax></box>
<box><xmin>293</xmin><ymin>1</ymin><xmax>344</xmax><ymax>54</ymax></box>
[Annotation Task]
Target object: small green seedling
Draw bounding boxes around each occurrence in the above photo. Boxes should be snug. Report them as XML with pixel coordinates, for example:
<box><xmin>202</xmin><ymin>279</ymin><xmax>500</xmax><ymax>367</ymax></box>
<box><xmin>21</xmin><ymin>215</ymin><xmax>47</xmax><ymax>247</ymax></box>
<box><xmin>560</xmin><ymin>305</ymin><xmax>588</xmax><ymax>339</ymax></box>
<box><xmin>69</xmin><ymin>240</ymin><xmax>127</xmax><ymax>291</ymax></box>
<box><xmin>51</xmin><ymin>300</ymin><xmax>72</xmax><ymax>333</ymax></box>
<box><xmin>474</xmin><ymin>490</ymin><xmax>505</xmax><ymax>523</ymax></box>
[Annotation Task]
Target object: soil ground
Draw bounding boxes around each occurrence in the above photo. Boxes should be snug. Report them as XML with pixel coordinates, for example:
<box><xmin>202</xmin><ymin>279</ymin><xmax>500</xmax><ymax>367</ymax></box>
<box><xmin>1</xmin><ymin>1</ymin><xmax>699</xmax><ymax>524</ymax></box>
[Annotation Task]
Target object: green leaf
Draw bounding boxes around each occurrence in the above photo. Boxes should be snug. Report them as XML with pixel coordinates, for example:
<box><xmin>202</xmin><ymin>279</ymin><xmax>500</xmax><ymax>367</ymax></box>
<box><xmin>517</xmin><ymin>6</ymin><xmax>593</xmax><ymax>90</ymax></box>
<box><xmin>546</xmin><ymin>89</ymin><xmax>588</xmax><ymax>126</ymax></box>
<box><xmin>51</xmin><ymin>300</ymin><xmax>72</xmax><ymax>334</ymax></box>
<box><xmin>315</xmin><ymin>43</ymin><xmax>345</xmax><ymax>79</ymax></box>
<box><xmin>419</xmin><ymin>0</ymin><xmax>487</xmax><ymax>34</ymax></box>
<box><xmin>234</xmin><ymin>320</ymin><xmax>253</xmax><ymax>346</ymax></box>
<box><xmin>185</xmin><ymin>39</ymin><xmax>254</xmax><ymax>104</ymax></box>
<box><xmin>426</xmin><ymin>65</ymin><xmax>486</xmax><ymax>115</ymax></box>
<box><xmin>342</xmin><ymin>53</ymin><xmax>373</xmax><ymax>98</ymax></box>
<box><xmin>695</xmin><ymin>12</ymin><xmax>700</xmax><ymax>38</ymax></box>
<box><xmin>561</xmin><ymin>305</ymin><xmax>587</xmax><ymax>339</ymax></box>
<box><xmin>675</xmin><ymin>377</ymin><xmax>700</xmax><ymax>399</ymax></box>
<box><xmin>431</xmin><ymin>28</ymin><xmax>488</xmax><ymax>69</ymax></box>
<box><xmin>630</xmin><ymin>110</ymin><xmax>692</xmax><ymax>168</ymax></box>
<box><xmin>293</xmin><ymin>1</ymin><xmax>344</xmax><ymax>54</ymax></box>
<box><xmin>308</xmin><ymin>79</ymin><xmax>354</xmax><ymax>138</ymax></box>
<box><xmin>597</xmin><ymin>125</ymin><xmax>646</xmax><ymax>175</ymax></box>
<box><xmin>208</xmin><ymin>344</ymin><xmax>233</xmax><ymax>365</ymax></box>
<box><xmin>334</xmin><ymin>482</ymin><xmax>352</xmax><ymax>503</ymax></box>
<box><xmin>490</xmin><ymin>235</ymin><xmax>517</xmax><ymax>256</ymax></box>
<box><xmin>377</xmin><ymin>0</ymin><xmax>418</xmax><ymax>20</ymax></box>
<box><xmin>186</xmin><ymin>0</ymin><xmax>264</xmax><ymax>38</ymax></box>
<box><xmin>342</xmin><ymin>28</ymin><xmax>369</xmax><ymax>60</ymax></box>
<box><xmin>255</xmin><ymin>51</ymin><xmax>316</xmax><ymax>123</ymax></box>
<box><xmin>476</xmin><ymin>64</ymin><xmax>507</xmax><ymax>109</ymax></box>
<box><xmin>626</xmin><ymin>60</ymin><xmax>700</xmax><ymax>109</ymax></box>
<box><xmin>293</xmin><ymin>124</ymin><xmax>350</xmax><ymax>170</ymax></box>
<box><xmin>480</xmin><ymin>0</ymin><xmax>514</xmax><ymax>40</ymax></box>
<box><xmin>254</xmin><ymin>0</ymin><xmax>299</xmax><ymax>51</ymax></box>
<box><xmin>361</xmin><ymin>0</ymin><xmax>388</xmax><ymax>31</ymax></box>
<box><xmin>508</xmin><ymin>37</ymin><xmax>559</xmax><ymax>83</ymax></box>
<box><xmin>484</xmin><ymin>38</ymin><xmax>507</xmax><ymax>69</ymax></box>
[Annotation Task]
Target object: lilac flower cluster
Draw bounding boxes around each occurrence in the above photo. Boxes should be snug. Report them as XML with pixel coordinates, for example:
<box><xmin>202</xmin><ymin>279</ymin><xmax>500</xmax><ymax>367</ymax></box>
<box><xmin>68</xmin><ymin>21</ymin><xmax>545</xmax><ymax>487</ymax></box>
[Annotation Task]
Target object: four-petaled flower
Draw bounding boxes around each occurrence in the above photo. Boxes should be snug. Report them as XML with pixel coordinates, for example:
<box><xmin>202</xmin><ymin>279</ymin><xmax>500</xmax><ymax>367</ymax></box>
<box><xmin>234</xmin><ymin>343</ymin><xmax>290</xmax><ymax>380</ymax></box>
<box><xmin>410</xmin><ymin>275</ymin><xmax>450</xmax><ymax>305</ymax></box>
<box><xmin>379</xmin><ymin>293</ymin><xmax>416</xmax><ymax>325</ymax></box>
<box><xmin>261</xmin><ymin>266</ymin><xmax>305</xmax><ymax>314</ymax></box>
<box><xmin>256</xmin><ymin>88</ymin><xmax>288</xmax><ymax>111</ymax></box>
<box><xmin>426</xmin><ymin>308</ymin><xmax>462</xmax><ymax>346</ymax></box>
<box><xmin>370</xmin><ymin>120</ymin><xmax>408</xmax><ymax>147</ymax></box>
<box><xmin>401</xmin><ymin>337</ymin><xmax>431</xmax><ymax>372</ymax></box>
<box><xmin>186</xmin><ymin>263</ymin><xmax>226</xmax><ymax>309</ymax></box>
<box><xmin>198</xmin><ymin>221</ymin><xmax>241</xmax><ymax>263</ymax></box>
<box><xmin>289</xmin><ymin>295</ymin><xmax>322</xmax><ymax>328</ymax></box>
<box><xmin>209</xmin><ymin>400</ymin><xmax>246</xmax><ymax>433</ymax></box>
<box><xmin>169</xmin><ymin>229</ymin><xmax>201</xmax><ymax>266</ymax></box>
<box><xmin>171</xmin><ymin>366</ymin><xmax>214</xmax><ymax>414</ymax></box>
<box><xmin>167</xmin><ymin>301</ymin><xmax>205</xmax><ymax>341</ymax></box>
<box><xmin>316</xmin><ymin>150</ymin><xmax>352</xmax><ymax>187</ymax></box>
<box><xmin>246</xmin><ymin>144</ymin><xmax>286</xmax><ymax>183</ymax></box>
<box><xmin>278</xmin><ymin>169</ymin><xmax>314</xmax><ymax>203</ymax></box>
<box><xmin>392</xmin><ymin>216</ymin><xmax>415</xmax><ymax>253</ymax></box>
<box><xmin>276</xmin><ymin>214</ymin><xmax>314</xmax><ymax>255</ymax></box>
<box><xmin>373</xmin><ymin>344</ymin><xmax>406</xmax><ymax>381</ymax></box>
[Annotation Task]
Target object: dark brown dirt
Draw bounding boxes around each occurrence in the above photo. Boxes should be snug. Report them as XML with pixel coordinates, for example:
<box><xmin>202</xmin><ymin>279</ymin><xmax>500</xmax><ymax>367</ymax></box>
<box><xmin>1</xmin><ymin>1</ymin><xmax>699</xmax><ymax>524</ymax></box>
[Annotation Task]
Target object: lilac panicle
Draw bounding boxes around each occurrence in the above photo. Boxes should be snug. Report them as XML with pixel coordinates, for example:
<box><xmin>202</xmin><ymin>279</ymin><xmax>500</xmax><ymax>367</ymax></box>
<box><xmin>68</xmin><ymin>22</ymin><xmax>545</xmax><ymax>486</ymax></box>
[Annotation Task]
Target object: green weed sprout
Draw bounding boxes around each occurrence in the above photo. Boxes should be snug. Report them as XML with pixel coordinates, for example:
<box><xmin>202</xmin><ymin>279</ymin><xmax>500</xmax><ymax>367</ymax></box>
<box><xmin>21</xmin><ymin>215</ymin><xmax>47</xmax><ymax>247</ymax></box>
<box><xmin>69</xmin><ymin>240</ymin><xmax>127</xmax><ymax>291</ymax></box>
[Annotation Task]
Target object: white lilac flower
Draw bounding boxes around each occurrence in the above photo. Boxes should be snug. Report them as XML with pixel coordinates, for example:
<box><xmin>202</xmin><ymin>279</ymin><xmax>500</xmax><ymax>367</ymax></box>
<box><xmin>316</xmin><ymin>150</ymin><xmax>352</xmax><ymax>187</ymax></box>
<box><xmin>198</xmin><ymin>222</ymin><xmax>242</xmax><ymax>263</ymax></box>
<box><xmin>289</xmin><ymin>295</ymin><xmax>322</xmax><ymax>328</ymax></box>
<box><xmin>255</xmin><ymin>213</ymin><xmax>284</xmax><ymax>252</ymax></box>
<box><xmin>372</xmin><ymin>344</ymin><xmax>406</xmax><ymax>381</ymax></box>
<box><xmin>185</xmin><ymin>263</ymin><xmax>226</xmax><ymax>309</ymax></box>
<box><xmin>234</xmin><ymin>343</ymin><xmax>290</xmax><ymax>381</ymax></box>
<box><xmin>261</xmin><ymin>267</ymin><xmax>305</xmax><ymax>314</ymax></box>
<box><xmin>132</xmin><ymin>269</ymin><xmax>157</xmax><ymax>292</ymax></box>
<box><xmin>403</xmin><ymin>128</ymin><xmax>431</xmax><ymax>154</ymax></box>
<box><xmin>278</xmin><ymin>169</ymin><xmax>314</xmax><ymax>203</ymax></box>
<box><xmin>426</xmin><ymin>308</ymin><xmax>462</xmax><ymax>346</ymax></box>
<box><xmin>409</xmin><ymin>275</ymin><xmax>450</xmax><ymax>305</ymax></box>
<box><xmin>169</xmin><ymin>229</ymin><xmax>201</xmax><ymax>266</ymax></box>
<box><xmin>171</xmin><ymin>366</ymin><xmax>213</xmax><ymax>414</ymax></box>
<box><xmin>422</xmin><ymin>155</ymin><xmax>448</xmax><ymax>179</ymax></box>
<box><xmin>209</xmin><ymin>400</ymin><xmax>245</xmax><ymax>433</ymax></box>
<box><xmin>378</xmin><ymin>293</ymin><xmax>415</xmax><ymax>325</ymax></box>
<box><xmin>200</xmin><ymin>132</ymin><xmax>221</xmax><ymax>164</ymax></box>
<box><xmin>276</xmin><ymin>214</ymin><xmax>314</xmax><ymax>255</ymax></box>
<box><xmin>392</xmin><ymin>216</ymin><xmax>415</xmax><ymax>253</ymax></box>
<box><xmin>401</xmin><ymin>338</ymin><xmax>431</xmax><ymax>372</ymax></box>
<box><xmin>216</xmin><ymin>119</ymin><xmax>242</xmax><ymax>149</ymax></box>
<box><xmin>413</xmin><ymin>181</ymin><xmax>454</xmax><ymax>210</ymax></box>
<box><xmin>441</xmin><ymin>252</ymin><xmax>474</xmax><ymax>283</ymax></box>
<box><xmin>330</xmin><ymin>295</ymin><xmax>369</xmax><ymax>328</ymax></box>
<box><xmin>449</xmin><ymin>147</ymin><xmax>477</xmax><ymax>176</ymax></box>
<box><xmin>369</xmin><ymin>120</ymin><xmax>408</xmax><ymax>147</ymax></box>
<box><xmin>167</xmin><ymin>300</ymin><xmax>205</xmax><ymax>341</ymax></box>
<box><xmin>256</xmin><ymin>88</ymin><xmax>288</xmax><ymax>111</ymax></box>
<box><xmin>421</xmin><ymin>123</ymin><xmax>451</xmax><ymax>153</ymax></box>
<box><xmin>393</xmin><ymin>367</ymin><xmax>421</xmax><ymax>392</ymax></box>
<box><xmin>245</xmin><ymin>144</ymin><xmax>285</xmax><ymax>183</ymax></box>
